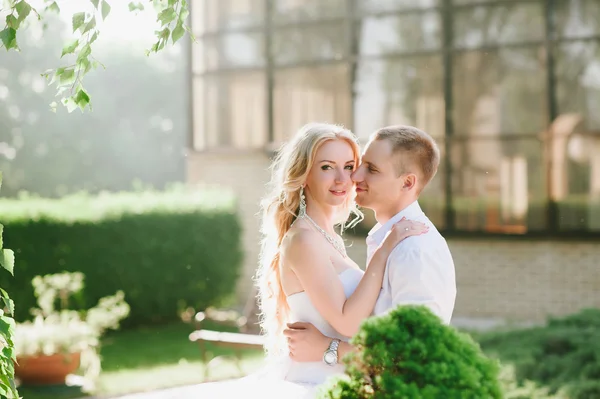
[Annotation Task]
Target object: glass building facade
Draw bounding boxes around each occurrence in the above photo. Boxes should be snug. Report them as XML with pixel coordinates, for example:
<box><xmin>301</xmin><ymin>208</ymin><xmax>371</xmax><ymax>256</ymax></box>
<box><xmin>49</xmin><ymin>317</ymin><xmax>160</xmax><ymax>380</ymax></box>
<box><xmin>190</xmin><ymin>0</ymin><xmax>600</xmax><ymax>237</ymax></box>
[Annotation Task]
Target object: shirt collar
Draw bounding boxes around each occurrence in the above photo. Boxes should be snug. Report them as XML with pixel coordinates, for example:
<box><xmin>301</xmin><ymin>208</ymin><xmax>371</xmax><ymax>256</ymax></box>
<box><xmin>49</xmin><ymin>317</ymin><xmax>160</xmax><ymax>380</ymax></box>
<box><xmin>366</xmin><ymin>201</ymin><xmax>424</xmax><ymax>247</ymax></box>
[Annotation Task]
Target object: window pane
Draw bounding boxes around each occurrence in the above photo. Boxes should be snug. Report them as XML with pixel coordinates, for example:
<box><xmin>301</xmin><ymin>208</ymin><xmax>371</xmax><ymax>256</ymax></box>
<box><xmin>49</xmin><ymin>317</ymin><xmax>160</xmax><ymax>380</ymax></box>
<box><xmin>453</xmin><ymin>2</ymin><xmax>545</xmax><ymax>49</ymax></box>
<box><xmin>199</xmin><ymin>72</ymin><xmax>267</xmax><ymax>149</ymax></box>
<box><xmin>553</xmin><ymin>40</ymin><xmax>600</xmax><ymax>231</ymax></box>
<box><xmin>453</xmin><ymin>48</ymin><xmax>547</xmax><ymax>137</ymax></box>
<box><xmin>555</xmin><ymin>41</ymin><xmax>600</xmax><ymax>132</ymax></box>
<box><xmin>191</xmin><ymin>39</ymin><xmax>205</xmax><ymax>74</ymax></box>
<box><xmin>421</xmin><ymin>139</ymin><xmax>447</xmax><ymax>230</ymax></box>
<box><xmin>354</xmin><ymin>56</ymin><xmax>444</xmax><ymax>141</ymax></box>
<box><xmin>358</xmin><ymin>0</ymin><xmax>441</xmax><ymax>14</ymax></box>
<box><xmin>273</xmin><ymin>64</ymin><xmax>351</xmax><ymax>143</ymax></box>
<box><xmin>358</xmin><ymin>12</ymin><xmax>442</xmax><ymax>56</ymax></box>
<box><xmin>555</xmin><ymin>133</ymin><xmax>600</xmax><ymax>232</ymax></box>
<box><xmin>451</xmin><ymin>137</ymin><xmax>547</xmax><ymax>233</ymax></box>
<box><xmin>272</xmin><ymin>0</ymin><xmax>347</xmax><ymax>23</ymax></box>
<box><xmin>272</xmin><ymin>23</ymin><xmax>347</xmax><ymax>65</ymax></box>
<box><xmin>555</xmin><ymin>0</ymin><xmax>600</xmax><ymax>39</ymax></box>
<box><xmin>192</xmin><ymin>76</ymin><xmax>206</xmax><ymax>150</ymax></box>
<box><xmin>202</xmin><ymin>0</ymin><xmax>265</xmax><ymax>33</ymax></box>
<box><xmin>204</xmin><ymin>32</ymin><xmax>265</xmax><ymax>70</ymax></box>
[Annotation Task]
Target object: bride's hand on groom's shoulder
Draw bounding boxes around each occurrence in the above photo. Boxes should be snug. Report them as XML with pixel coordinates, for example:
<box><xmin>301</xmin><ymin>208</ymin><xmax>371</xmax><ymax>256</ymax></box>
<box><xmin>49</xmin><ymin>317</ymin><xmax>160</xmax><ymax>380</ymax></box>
<box><xmin>383</xmin><ymin>217</ymin><xmax>429</xmax><ymax>250</ymax></box>
<box><xmin>283</xmin><ymin>322</ymin><xmax>329</xmax><ymax>362</ymax></box>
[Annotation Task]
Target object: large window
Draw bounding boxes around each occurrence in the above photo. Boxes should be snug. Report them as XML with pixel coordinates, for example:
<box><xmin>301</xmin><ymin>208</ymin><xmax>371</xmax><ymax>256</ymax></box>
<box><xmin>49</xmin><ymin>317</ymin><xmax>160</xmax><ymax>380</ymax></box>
<box><xmin>190</xmin><ymin>0</ymin><xmax>600</xmax><ymax>236</ymax></box>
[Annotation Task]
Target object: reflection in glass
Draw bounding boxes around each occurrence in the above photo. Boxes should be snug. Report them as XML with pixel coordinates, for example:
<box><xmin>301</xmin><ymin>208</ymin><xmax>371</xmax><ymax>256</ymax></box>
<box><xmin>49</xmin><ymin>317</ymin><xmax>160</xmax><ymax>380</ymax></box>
<box><xmin>272</xmin><ymin>0</ymin><xmax>346</xmax><ymax>23</ymax></box>
<box><xmin>358</xmin><ymin>12</ymin><xmax>441</xmax><ymax>56</ymax></box>
<box><xmin>197</xmin><ymin>72</ymin><xmax>267</xmax><ymax>149</ymax></box>
<box><xmin>271</xmin><ymin>23</ymin><xmax>347</xmax><ymax>65</ymax></box>
<box><xmin>554</xmin><ymin>40</ymin><xmax>600</xmax><ymax>231</ymax></box>
<box><xmin>451</xmin><ymin>137</ymin><xmax>547</xmax><ymax>233</ymax></box>
<box><xmin>354</xmin><ymin>56</ymin><xmax>444</xmax><ymax>141</ymax></box>
<box><xmin>273</xmin><ymin>64</ymin><xmax>351</xmax><ymax>143</ymax></box>
<box><xmin>202</xmin><ymin>0</ymin><xmax>265</xmax><ymax>33</ymax></box>
<box><xmin>204</xmin><ymin>32</ymin><xmax>265</xmax><ymax>70</ymax></box>
<box><xmin>555</xmin><ymin>0</ymin><xmax>600</xmax><ymax>39</ymax></box>
<box><xmin>555</xmin><ymin>41</ymin><xmax>600</xmax><ymax>131</ymax></box>
<box><xmin>453</xmin><ymin>2</ymin><xmax>544</xmax><ymax>49</ymax></box>
<box><xmin>453</xmin><ymin>48</ymin><xmax>547</xmax><ymax>137</ymax></box>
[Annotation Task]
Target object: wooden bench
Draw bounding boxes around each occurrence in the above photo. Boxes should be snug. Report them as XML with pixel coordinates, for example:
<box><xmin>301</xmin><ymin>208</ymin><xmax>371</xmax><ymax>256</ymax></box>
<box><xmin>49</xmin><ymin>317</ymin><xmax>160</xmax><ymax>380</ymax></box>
<box><xmin>189</xmin><ymin>299</ymin><xmax>265</xmax><ymax>381</ymax></box>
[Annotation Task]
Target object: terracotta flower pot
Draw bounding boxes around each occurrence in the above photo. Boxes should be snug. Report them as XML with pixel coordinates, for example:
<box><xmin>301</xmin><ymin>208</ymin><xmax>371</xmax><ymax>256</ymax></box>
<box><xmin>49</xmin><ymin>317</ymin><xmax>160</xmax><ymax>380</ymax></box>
<box><xmin>15</xmin><ymin>352</ymin><xmax>81</xmax><ymax>385</ymax></box>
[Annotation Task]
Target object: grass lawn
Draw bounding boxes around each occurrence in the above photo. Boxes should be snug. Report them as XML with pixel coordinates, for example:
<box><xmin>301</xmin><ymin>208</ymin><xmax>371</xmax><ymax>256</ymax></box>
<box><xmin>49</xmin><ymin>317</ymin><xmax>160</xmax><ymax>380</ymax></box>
<box><xmin>17</xmin><ymin>322</ymin><xmax>265</xmax><ymax>399</ymax></box>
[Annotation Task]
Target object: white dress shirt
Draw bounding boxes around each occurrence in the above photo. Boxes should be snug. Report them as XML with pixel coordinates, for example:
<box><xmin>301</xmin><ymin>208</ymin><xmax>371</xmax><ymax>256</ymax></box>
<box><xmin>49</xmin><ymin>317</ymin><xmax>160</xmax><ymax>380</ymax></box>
<box><xmin>367</xmin><ymin>201</ymin><xmax>456</xmax><ymax>325</ymax></box>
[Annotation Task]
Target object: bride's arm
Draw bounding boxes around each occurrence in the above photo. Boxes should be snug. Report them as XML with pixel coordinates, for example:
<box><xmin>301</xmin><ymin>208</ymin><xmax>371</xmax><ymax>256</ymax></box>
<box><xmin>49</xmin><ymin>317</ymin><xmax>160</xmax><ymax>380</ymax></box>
<box><xmin>285</xmin><ymin>220</ymin><xmax>426</xmax><ymax>337</ymax></box>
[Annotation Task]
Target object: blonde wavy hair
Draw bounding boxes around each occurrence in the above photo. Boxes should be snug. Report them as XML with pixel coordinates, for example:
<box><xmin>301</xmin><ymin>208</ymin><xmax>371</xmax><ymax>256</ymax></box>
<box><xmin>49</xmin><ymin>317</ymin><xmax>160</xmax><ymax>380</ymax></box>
<box><xmin>255</xmin><ymin>123</ymin><xmax>363</xmax><ymax>357</ymax></box>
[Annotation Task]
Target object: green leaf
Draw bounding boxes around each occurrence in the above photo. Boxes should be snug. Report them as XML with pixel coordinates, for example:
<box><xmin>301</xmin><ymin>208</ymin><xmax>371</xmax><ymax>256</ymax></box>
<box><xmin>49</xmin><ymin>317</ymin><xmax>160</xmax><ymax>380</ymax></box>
<box><xmin>72</xmin><ymin>12</ymin><xmax>86</xmax><ymax>32</ymax></box>
<box><xmin>48</xmin><ymin>67</ymin><xmax>65</xmax><ymax>85</ymax></box>
<box><xmin>0</xmin><ymin>316</ymin><xmax>14</xmax><ymax>336</ymax></box>
<box><xmin>101</xmin><ymin>1</ymin><xmax>111</xmax><ymax>20</ymax></box>
<box><xmin>74</xmin><ymin>88</ymin><xmax>91</xmax><ymax>111</ymax></box>
<box><xmin>77</xmin><ymin>43</ymin><xmax>92</xmax><ymax>62</ymax></box>
<box><xmin>0</xmin><ymin>249</ymin><xmax>14</xmax><ymax>275</ymax></box>
<box><xmin>89</xmin><ymin>31</ymin><xmax>99</xmax><ymax>44</ymax></box>
<box><xmin>15</xmin><ymin>1</ymin><xmax>32</xmax><ymax>22</ymax></box>
<box><xmin>90</xmin><ymin>0</ymin><xmax>100</xmax><ymax>9</ymax></box>
<box><xmin>0</xmin><ymin>224</ymin><xmax>3</xmax><ymax>248</ymax></box>
<box><xmin>46</xmin><ymin>1</ymin><xmax>60</xmax><ymax>13</ymax></box>
<box><xmin>179</xmin><ymin>8</ymin><xmax>189</xmax><ymax>23</ymax></box>
<box><xmin>82</xmin><ymin>16</ymin><xmax>96</xmax><ymax>34</ymax></box>
<box><xmin>61</xmin><ymin>39</ymin><xmax>79</xmax><ymax>57</ymax></box>
<box><xmin>157</xmin><ymin>7</ymin><xmax>176</xmax><ymax>25</ymax></box>
<box><xmin>128</xmin><ymin>2</ymin><xmax>144</xmax><ymax>12</ymax></box>
<box><xmin>171</xmin><ymin>21</ymin><xmax>185</xmax><ymax>44</ymax></box>
<box><xmin>0</xmin><ymin>28</ymin><xmax>17</xmax><ymax>50</ymax></box>
<box><xmin>5</xmin><ymin>14</ymin><xmax>19</xmax><ymax>30</ymax></box>
<box><xmin>61</xmin><ymin>97</ymin><xmax>78</xmax><ymax>113</ymax></box>
<box><xmin>2</xmin><ymin>296</ymin><xmax>14</xmax><ymax>316</ymax></box>
<box><xmin>59</xmin><ymin>68</ymin><xmax>76</xmax><ymax>85</ymax></box>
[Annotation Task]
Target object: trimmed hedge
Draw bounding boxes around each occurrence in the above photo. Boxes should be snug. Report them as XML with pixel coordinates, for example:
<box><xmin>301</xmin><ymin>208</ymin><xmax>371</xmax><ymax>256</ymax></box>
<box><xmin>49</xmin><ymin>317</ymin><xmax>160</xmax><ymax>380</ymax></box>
<box><xmin>477</xmin><ymin>308</ymin><xmax>600</xmax><ymax>399</ymax></box>
<box><xmin>1</xmin><ymin>186</ymin><xmax>243</xmax><ymax>328</ymax></box>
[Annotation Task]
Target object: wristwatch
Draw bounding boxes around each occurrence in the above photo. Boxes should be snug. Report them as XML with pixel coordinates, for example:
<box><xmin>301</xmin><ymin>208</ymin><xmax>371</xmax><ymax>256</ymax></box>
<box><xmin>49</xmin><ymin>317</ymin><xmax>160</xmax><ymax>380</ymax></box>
<box><xmin>323</xmin><ymin>338</ymin><xmax>340</xmax><ymax>366</ymax></box>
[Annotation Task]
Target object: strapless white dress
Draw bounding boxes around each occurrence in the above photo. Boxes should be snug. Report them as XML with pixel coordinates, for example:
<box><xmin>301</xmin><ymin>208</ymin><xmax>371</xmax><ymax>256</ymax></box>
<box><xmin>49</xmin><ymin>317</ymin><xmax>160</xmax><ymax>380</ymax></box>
<box><xmin>119</xmin><ymin>268</ymin><xmax>364</xmax><ymax>399</ymax></box>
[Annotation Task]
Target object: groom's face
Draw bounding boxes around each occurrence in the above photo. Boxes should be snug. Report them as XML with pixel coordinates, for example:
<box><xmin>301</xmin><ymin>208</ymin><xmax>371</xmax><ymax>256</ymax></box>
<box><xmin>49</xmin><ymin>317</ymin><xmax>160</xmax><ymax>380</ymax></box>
<box><xmin>352</xmin><ymin>138</ymin><xmax>405</xmax><ymax>212</ymax></box>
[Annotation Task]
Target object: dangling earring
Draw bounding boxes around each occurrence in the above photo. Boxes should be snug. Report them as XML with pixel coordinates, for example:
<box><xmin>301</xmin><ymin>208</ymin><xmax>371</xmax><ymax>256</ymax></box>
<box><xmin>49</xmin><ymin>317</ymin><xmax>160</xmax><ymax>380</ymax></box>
<box><xmin>298</xmin><ymin>186</ymin><xmax>306</xmax><ymax>218</ymax></box>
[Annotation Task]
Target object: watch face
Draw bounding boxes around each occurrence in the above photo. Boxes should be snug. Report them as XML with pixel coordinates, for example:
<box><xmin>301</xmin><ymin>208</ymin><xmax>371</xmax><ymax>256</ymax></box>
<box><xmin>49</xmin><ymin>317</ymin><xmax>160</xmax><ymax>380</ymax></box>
<box><xmin>324</xmin><ymin>351</ymin><xmax>336</xmax><ymax>364</ymax></box>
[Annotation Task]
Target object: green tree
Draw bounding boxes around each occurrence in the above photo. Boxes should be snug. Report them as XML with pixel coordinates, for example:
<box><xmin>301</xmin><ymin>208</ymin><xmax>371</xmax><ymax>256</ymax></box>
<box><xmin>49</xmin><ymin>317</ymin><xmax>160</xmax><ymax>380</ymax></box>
<box><xmin>0</xmin><ymin>12</ymin><xmax>187</xmax><ymax>197</ymax></box>
<box><xmin>0</xmin><ymin>0</ymin><xmax>190</xmax><ymax>112</ymax></box>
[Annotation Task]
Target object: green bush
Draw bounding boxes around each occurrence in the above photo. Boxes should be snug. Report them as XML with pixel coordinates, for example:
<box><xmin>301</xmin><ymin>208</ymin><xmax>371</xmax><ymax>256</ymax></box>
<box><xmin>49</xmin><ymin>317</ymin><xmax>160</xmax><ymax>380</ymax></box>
<box><xmin>477</xmin><ymin>308</ymin><xmax>600</xmax><ymax>399</ymax></box>
<box><xmin>1</xmin><ymin>186</ymin><xmax>243</xmax><ymax>328</ymax></box>
<box><xmin>318</xmin><ymin>306</ymin><xmax>502</xmax><ymax>399</ymax></box>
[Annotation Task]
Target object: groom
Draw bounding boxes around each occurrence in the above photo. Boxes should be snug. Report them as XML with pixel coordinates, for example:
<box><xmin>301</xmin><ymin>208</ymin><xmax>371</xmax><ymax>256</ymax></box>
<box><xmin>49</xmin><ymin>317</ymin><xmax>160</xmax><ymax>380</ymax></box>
<box><xmin>283</xmin><ymin>125</ymin><xmax>457</xmax><ymax>364</ymax></box>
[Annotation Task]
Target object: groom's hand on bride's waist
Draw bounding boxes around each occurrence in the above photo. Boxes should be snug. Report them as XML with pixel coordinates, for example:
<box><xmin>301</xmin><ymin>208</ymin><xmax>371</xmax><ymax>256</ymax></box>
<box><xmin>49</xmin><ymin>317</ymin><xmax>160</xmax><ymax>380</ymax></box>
<box><xmin>283</xmin><ymin>322</ymin><xmax>329</xmax><ymax>362</ymax></box>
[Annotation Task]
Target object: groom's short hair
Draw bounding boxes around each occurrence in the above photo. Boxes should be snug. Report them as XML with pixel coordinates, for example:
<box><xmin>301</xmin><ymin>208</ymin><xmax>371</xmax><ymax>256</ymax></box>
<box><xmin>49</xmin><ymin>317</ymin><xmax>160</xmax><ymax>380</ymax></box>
<box><xmin>372</xmin><ymin>125</ymin><xmax>440</xmax><ymax>191</ymax></box>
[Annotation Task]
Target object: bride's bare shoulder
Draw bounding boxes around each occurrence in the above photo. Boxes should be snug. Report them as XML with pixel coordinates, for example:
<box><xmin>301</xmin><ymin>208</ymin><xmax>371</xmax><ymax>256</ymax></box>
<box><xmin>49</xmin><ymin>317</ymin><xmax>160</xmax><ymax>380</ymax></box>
<box><xmin>281</xmin><ymin>221</ymin><xmax>323</xmax><ymax>256</ymax></box>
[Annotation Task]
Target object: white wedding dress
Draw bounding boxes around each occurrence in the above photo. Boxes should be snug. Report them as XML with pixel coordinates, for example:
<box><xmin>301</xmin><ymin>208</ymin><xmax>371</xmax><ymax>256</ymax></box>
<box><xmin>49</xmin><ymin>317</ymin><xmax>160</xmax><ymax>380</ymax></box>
<box><xmin>121</xmin><ymin>268</ymin><xmax>364</xmax><ymax>399</ymax></box>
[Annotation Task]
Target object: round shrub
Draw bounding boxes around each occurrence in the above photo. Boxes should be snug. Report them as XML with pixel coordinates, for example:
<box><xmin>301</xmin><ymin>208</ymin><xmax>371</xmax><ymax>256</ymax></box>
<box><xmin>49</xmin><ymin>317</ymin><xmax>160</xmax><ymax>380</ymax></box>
<box><xmin>318</xmin><ymin>306</ymin><xmax>502</xmax><ymax>399</ymax></box>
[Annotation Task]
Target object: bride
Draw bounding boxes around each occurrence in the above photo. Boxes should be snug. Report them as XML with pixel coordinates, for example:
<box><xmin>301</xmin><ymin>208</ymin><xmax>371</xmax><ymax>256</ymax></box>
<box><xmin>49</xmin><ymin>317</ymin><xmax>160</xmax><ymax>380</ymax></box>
<box><xmin>132</xmin><ymin>124</ymin><xmax>426</xmax><ymax>398</ymax></box>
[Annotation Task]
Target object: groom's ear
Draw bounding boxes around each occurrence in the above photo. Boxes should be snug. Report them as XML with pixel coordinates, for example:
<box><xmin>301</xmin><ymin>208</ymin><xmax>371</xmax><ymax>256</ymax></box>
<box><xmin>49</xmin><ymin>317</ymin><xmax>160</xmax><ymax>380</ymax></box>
<box><xmin>402</xmin><ymin>173</ymin><xmax>418</xmax><ymax>191</ymax></box>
